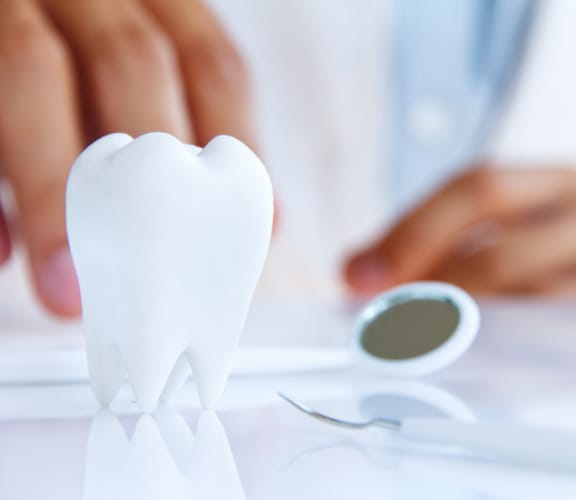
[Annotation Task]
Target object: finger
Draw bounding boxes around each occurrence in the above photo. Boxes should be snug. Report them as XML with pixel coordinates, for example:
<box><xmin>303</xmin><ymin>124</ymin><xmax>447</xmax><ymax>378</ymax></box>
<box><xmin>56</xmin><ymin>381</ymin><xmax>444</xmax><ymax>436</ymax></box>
<box><xmin>345</xmin><ymin>167</ymin><xmax>576</xmax><ymax>295</ymax></box>
<box><xmin>43</xmin><ymin>0</ymin><xmax>191</xmax><ymax>141</ymax></box>
<box><xmin>431</xmin><ymin>210</ymin><xmax>576</xmax><ymax>293</ymax></box>
<box><xmin>518</xmin><ymin>268</ymin><xmax>576</xmax><ymax>297</ymax></box>
<box><xmin>143</xmin><ymin>0</ymin><xmax>258</xmax><ymax>148</ymax></box>
<box><xmin>0</xmin><ymin>194</ymin><xmax>12</xmax><ymax>264</ymax></box>
<box><xmin>0</xmin><ymin>0</ymin><xmax>82</xmax><ymax>316</ymax></box>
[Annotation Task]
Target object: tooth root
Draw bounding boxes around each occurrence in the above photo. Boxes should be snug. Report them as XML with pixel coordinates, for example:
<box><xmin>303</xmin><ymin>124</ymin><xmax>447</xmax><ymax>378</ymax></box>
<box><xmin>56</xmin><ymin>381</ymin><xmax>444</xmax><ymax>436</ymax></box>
<box><xmin>188</xmin><ymin>411</ymin><xmax>246</xmax><ymax>498</ymax></box>
<box><xmin>84</xmin><ymin>330</ymin><xmax>125</xmax><ymax>408</ymax></box>
<box><xmin>193</xmin><ymin>410</ymin><xmax>233</xmax><ymax>456</ymax></box>
<box><xmin>131</xmin><ymin>415</ymin><xmax>174</xmax><ymax>459</ymax></box>
<box><xmin>87</xmin><ymin>409</ymin><xmax>128</xmax><ymax>455</ymax></box>
<box><xmin>160</xmin><ymin>354</ymin><xmax>192</xmax><ymax>403</ymax></box>
<box><xmin>154</xmin><ymin>410</ymin><xmax>196</xmax><ymax>466</ymax></box>
<box><xmin>157</xmin><ymin>410</ymin><xmax>245</xmax><ymax>498</ymax></box>
<box><xmin>83</xmin><ymin>410</ymin><xmax>128</xmax><ymax>500</ymax></box>
<box><xmin>122</xmin><ymin>345</ymin><xmax>185</xmax><ymax>413</ymax></box>
<box><xmin>187</xmin><ymin>347</ymin><xmax>234</xmax><ymax>409</ymax></box>
<box><xmin>85</xmin><ymin>409</ymin><xmax>245</xmax><ymax>500</ymax></box>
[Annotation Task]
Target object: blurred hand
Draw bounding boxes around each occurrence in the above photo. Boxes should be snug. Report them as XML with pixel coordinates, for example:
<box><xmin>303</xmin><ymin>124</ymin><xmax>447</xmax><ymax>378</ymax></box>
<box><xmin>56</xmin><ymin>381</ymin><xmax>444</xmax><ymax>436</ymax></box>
<box><xmin>345</xmin><ymin>167</ymin><xmax>576</xmax><ymax>296</ymax></box>
<box><xmin>0</xmin><ymin>0</ymin><xmax>255</xmax><ymax>316</ymax></box>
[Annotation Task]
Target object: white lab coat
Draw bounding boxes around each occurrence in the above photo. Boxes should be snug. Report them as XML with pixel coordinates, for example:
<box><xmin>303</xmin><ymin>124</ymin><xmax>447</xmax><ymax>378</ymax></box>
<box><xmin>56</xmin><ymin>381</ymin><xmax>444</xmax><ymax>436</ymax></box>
<box><xmin>209</xmin><ymin>0</ymin><xmax>576</xmax><ymax>300</ymax></box>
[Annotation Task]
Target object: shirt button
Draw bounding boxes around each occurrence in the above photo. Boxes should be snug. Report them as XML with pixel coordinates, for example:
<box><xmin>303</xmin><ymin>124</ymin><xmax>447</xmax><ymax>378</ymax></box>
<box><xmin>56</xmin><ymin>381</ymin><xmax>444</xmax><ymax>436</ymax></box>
<box><xmin>409</xmin><ymin>99</ymin><xmax>454</xmax><ymax>147</ymax></box>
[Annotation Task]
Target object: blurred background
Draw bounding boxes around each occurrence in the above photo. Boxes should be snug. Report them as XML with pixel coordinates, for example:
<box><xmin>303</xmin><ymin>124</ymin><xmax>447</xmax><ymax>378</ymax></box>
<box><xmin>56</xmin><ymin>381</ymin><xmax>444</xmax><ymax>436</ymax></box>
<box><xmin>212</xmin><ymin>0</ymin><xmax>576</xmax><ymax>301</ymax></box>
<box><xmin>1</xmin><ymin>0</ymin><xmax>576</xmax><ymax>320</ymax></box>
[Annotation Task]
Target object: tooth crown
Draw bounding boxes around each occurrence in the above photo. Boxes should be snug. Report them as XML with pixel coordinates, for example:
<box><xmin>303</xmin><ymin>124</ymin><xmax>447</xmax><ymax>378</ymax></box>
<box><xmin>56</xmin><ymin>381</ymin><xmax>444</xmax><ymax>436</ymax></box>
<box><xmin>67</xmin><ymin>133</ymin><xmax>274</xmax><ymax>412</ymax></box>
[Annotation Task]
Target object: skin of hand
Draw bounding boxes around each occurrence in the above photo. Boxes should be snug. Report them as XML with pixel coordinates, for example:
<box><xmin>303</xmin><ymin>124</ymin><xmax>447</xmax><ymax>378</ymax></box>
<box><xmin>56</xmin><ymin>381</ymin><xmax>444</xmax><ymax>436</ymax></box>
<box><xmin>0</xmin><ymin>0</ymin><xmax>256</xmax><ymax>317</ymax></box>
<box><xmin>345</xmin><ymin>166</ymin><xmax>576</xmax><ymax>297</ymax></box>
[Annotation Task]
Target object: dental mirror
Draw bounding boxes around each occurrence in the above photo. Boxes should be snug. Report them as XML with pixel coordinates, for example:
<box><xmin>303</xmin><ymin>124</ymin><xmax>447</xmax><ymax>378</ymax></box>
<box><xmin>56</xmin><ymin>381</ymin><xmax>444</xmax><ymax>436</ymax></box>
<box><xmin>352</xmin><ymin>282</ymin><xmax>480</xmax><ymax>376</ymax></box>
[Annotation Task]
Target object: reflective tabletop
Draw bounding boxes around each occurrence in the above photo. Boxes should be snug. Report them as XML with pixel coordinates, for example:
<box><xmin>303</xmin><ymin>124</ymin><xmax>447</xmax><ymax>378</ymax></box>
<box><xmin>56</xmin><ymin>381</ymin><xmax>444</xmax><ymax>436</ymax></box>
<box><xmin>1</xmin><ymin>299</ymin><xmax>576</xmax><ymax>499</ymax></box>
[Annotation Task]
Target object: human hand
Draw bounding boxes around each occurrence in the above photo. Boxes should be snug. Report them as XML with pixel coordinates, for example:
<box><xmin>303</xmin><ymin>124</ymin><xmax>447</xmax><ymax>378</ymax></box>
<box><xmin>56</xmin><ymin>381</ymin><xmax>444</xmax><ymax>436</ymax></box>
<box><xmin>345</xmin><ymin>167</ymin><xmax>576</xmax><ymax>296</ymax></box>
<box><xmin>0</xmin><ymin>0</ymin><xmax>255</xmax><ymax>316</ymax></box>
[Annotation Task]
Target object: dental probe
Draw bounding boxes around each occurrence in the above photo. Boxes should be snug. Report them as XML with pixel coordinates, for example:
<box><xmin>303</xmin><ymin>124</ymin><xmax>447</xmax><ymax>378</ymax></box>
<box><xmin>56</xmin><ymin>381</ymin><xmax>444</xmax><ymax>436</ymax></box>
<box><xmin>278</xmin><ymin>393</ymin><xmax>576</xmax><ymax>469</ymax></box>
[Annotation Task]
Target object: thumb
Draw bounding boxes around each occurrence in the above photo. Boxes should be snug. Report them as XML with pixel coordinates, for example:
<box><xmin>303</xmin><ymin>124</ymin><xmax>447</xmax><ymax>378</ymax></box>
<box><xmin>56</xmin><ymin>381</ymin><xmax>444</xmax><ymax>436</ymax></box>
<box><xmin>344</xmin><ymin>245</ymin><xmax>396</xmax><ymax>296</ymax></box>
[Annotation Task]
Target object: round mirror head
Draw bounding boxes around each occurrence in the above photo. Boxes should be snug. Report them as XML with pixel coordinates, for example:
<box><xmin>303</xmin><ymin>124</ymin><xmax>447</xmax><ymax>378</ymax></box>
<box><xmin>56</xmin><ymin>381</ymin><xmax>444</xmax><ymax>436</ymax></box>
<box><xmin>353</xmin><ymin>282</ymin><xmax>480</xmax><ymax>376</ymax></box>
<box><xmin>360</xmin><ymin>298</ymin><xmax>460</xmax><ymax>360</ymax></box>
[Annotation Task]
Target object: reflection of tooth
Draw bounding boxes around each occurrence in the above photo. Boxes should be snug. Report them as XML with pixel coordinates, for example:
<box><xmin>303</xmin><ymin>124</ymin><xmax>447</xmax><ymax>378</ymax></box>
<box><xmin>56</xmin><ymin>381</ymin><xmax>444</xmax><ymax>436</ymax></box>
<box><xmin>66</xmin><ymin>133</ymin><xmax>273</xmax><ymax>412</ymax></box>
<box><xmin>84</xmin><ymin>410</ymin><xmax>245</xmax><ymax>500</ymax></box>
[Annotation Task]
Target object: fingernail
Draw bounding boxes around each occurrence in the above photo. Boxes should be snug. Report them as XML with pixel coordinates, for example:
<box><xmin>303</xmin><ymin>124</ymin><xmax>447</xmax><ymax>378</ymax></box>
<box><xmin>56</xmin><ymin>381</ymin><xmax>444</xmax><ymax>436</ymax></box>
<box><xmin>39</xmin><ymin>249</ymin><xmax>82</xmax><ymax>316</ymax></box>
<box><xmin>346</xmin><ymin>253</ymin><xmax>392</xmax><ymax>293</ymax></box>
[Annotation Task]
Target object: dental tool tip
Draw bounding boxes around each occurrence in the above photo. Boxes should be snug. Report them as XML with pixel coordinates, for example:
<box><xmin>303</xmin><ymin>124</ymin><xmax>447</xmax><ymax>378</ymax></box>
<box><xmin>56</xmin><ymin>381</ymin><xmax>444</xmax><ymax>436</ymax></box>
<box><xmin>277</xmin><ymin>392</ymin><xmax>401</xmax><ymax>430</ymax></box>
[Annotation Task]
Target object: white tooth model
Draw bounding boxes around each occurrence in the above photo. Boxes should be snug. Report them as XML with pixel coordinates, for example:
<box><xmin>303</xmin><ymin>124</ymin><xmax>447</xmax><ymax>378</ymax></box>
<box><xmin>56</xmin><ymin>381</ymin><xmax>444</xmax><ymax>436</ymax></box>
<box><xmin>66</xmin><ymin>132</ymin><xmax>273</xmax><ymax>412</ymax></box>
<box><xmin>84</xmin><ymin>410</ymin><xmax>245</xmax><ymax>500</ymax></box>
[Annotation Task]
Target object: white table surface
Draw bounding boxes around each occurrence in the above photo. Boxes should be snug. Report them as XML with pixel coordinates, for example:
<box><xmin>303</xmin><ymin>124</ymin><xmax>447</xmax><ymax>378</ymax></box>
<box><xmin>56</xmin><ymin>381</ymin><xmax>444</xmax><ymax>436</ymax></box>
<box><xmin>1</xmin><ymin>298</ymin><xmax>576</xmax><ymax>499</ymax></box>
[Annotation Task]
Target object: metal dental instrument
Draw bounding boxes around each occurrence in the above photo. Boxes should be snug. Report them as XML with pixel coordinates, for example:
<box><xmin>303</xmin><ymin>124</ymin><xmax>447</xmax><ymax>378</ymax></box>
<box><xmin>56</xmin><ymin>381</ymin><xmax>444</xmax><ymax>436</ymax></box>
<box><xmin>278</xmin><ymin>392</ymin><xmax>401</xmax><ymax>430</ymax></box>
<box><xmin>277</xmin><ymin>393</ymin><xmax>576</xmax><ymax>469</ymax></box>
